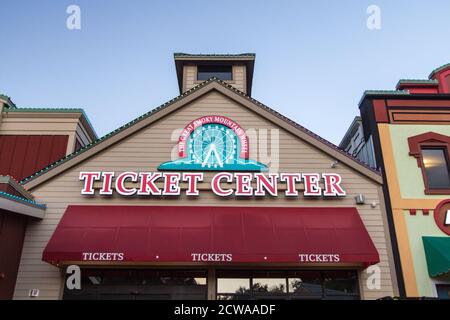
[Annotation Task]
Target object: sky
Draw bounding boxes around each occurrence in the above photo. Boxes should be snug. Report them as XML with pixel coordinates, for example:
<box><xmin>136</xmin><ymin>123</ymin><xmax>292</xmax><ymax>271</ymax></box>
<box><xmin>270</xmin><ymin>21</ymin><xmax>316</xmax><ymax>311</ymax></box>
<box><xmin>1</xmin><ymin>0</ymin><xmax>450</xmax><ymax>144</ymax></box>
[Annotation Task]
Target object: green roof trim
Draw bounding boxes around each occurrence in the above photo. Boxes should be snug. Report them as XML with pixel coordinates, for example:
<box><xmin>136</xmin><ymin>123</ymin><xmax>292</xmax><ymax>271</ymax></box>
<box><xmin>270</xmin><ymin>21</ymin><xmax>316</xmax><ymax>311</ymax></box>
<box><xmin>6</xmin><ymin>107</ymin><xmax>86</xmax><ymax>113</ymax></box>
<box><xmin>174</xmin><ymin>53</ymin><xmax>255</xmax><ymax>58</ymax></box>
<box><xmin>422</xmin><ymin>236</ymin><xmax>450</xmax><ymax>277</ymax></box>
<box><xmin>0</xmin><ymin>94</ymin><xmax>17</xmax><ymax>109</ymax></box>
<box><xmin>397</xmin><ymin>79</ymin><xmax>439</xmax><ymax>85</ymax></box>
<box><xmin>0</xmin><ymin>191</ymin><xmax>46</xmax><ymax>209</ymax></box>
<box><xmin>429</xmin><ymin>63</ymin><xmax>450</xmax><ymax>78</ymax></box>
<box><xmin>358</xmin><ymin>90</ymin><xmax>410</xmax><ymax>106</ymax></box>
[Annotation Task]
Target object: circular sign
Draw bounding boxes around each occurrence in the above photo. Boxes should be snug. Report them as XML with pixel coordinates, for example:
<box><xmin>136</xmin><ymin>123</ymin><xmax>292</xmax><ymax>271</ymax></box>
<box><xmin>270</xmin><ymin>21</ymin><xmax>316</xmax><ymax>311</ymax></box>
<box><xmin>434</xmin><ymin>199</ymin><xmax>450</xmax><ymax>236</ymax></box>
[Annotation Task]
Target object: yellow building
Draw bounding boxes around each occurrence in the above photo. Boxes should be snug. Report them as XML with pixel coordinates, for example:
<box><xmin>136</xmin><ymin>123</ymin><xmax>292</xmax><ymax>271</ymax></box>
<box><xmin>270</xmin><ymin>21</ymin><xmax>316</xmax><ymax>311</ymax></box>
<box><xmin>348</xmin><ymin>65</ymin><xmax>450</xmax><ymax>298</ymax></box>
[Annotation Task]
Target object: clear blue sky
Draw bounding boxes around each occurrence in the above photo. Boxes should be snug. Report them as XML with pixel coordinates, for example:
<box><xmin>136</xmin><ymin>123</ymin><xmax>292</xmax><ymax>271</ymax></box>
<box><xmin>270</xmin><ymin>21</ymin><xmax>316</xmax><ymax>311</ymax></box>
<box><xmin>1</xmin><ymin>1</ymin><xmax>449</xmax><ymax>144</ymax></box>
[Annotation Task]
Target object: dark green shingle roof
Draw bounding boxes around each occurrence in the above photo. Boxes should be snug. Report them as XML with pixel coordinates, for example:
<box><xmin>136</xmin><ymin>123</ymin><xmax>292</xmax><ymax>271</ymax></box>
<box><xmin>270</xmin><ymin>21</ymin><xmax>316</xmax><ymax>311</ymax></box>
<box><xmin>397</xmin><ymin>79</ymin><xmax>439</xmax><ymax>85</ymax></box>
<box><xmin>174</xmin><ymin>53</ymin><xmax>255</xmax><ymax>58</ymax></box>
<box><xmin>429</xmin><ymin>63</ymin><xmax>450</xmax><ymax>78</ymax></box>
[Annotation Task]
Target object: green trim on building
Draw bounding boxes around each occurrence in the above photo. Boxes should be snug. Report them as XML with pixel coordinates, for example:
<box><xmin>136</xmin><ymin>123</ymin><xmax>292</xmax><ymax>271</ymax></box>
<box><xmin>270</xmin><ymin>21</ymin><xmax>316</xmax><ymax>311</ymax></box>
<box><xmin>358</xmin><ymin>90</ymin><xmax>410</xmax><ymax>106</ymax></box>
<box><xmin>6</xmin><ymin>107</ymin><xmax>86</xmax><ymax>113</ymax></box>
<box><xmin>174</xmin><ymin>53</ymin><xmax>255</xmax><ymax>58</ymax></box>
<box><xmin>0</xmin><ymin>94</ymin><xmax>17</xmax><ymax>109</ymax></box>
<box><xmin>397</xmin><ymin>79</ymin><xmax>439</xmax><ymax>86</ymax></box>
<box><xmin>429</xmin><ymin>63</ymin><xmax>450</xmax><ymax>79</ymax></box>
<box><xmin>422</xmin><ymin>236</ymin><xmax>450</xmax><ymax>277</ymax></box>
<box><xmin>0</xmin><ymin>191</ymin><xmax>46</xmax><ymax>209</ymax></box>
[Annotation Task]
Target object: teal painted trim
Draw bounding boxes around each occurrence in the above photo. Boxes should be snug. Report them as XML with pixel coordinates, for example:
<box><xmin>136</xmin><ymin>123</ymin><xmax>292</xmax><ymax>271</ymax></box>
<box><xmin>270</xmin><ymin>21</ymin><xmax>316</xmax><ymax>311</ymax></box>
<box><xmin>0</xmin><ymin>94</ymin><xmax>17</xmax><ymax>108</ymax></box>
<box><xmin>429</xmin><ymin>63</ymin><xmax>450</xmax><ymax>78</ymax></box>
<box><xmin>397</xmin><ymin>79</ymin><xmax>439</xmax><ymax>86</ymax></box>
<box><xmin>6</xmin><ymin>107</ymin><xmax>85</xmax><ymax>113</ymax></box>
<box><xmin>174</xmin><ymin>53</ymin><xmax>255</xmax><ymax>58</ymax></box>
<box><xmin>358</xmin><ymin>90</ymin><xmax>410</xmax><ymax>106</ymax></box>
<box><xmin>0</xmin><ymin>191</ymin><xmax>46</xmax><ymax>209</ymax></box>
<box><xmin>158</xmin><ymin>159</ymin><xmax>268</xmax><ymax>172</ymax></box>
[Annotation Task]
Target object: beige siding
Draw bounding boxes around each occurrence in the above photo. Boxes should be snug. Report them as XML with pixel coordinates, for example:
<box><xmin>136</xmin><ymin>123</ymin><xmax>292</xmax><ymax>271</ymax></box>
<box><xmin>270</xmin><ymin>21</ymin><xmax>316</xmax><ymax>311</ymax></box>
<box><xmin>0</xmin><ymin>114</ymin><xmax>82</xmax><ymax>156</ymax></box>
<box><xmin>232</xmin><ymin>65</ymin><xmax>246</xmax><ymax>93</ymax></box>
<box><xmin>14</xmin><ymin>91</ymin><xmax>396</xmax><ymax>299</ymax></box>
<box><xmin>183</xmin><ymin>65</ymin><xmax>247</xmax><ymax>94</ymax></box>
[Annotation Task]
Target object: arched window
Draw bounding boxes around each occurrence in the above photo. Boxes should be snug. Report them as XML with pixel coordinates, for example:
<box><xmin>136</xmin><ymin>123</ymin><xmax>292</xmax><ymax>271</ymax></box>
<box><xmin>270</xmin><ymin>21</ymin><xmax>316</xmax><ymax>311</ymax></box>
<box><xmin>408</xmin><ymin>132</ymin><xmax>450</xmax><ymax>194</ymax></box>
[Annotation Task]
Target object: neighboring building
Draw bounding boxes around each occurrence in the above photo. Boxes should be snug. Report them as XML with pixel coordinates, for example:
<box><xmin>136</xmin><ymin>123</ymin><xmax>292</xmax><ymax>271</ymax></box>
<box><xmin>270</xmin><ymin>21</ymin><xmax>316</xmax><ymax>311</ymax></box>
<box><xmin>10</xmin><ymin>54</ymin><xmax>398</xmax><ymax>300</ymax></box>
<box><xmin>342</xmin><ymin>64</ymin><xmax>450</xmax><ymax>299</ymax></box>
<box><xmin>339</xmin><ymin>117</ymin><xmax>377</xmax><ymax>169</ymax></box>
<box><xmin>0</xmin><ymin>95</ymin><xmax>97</xmax><ymax>299</ymax></box>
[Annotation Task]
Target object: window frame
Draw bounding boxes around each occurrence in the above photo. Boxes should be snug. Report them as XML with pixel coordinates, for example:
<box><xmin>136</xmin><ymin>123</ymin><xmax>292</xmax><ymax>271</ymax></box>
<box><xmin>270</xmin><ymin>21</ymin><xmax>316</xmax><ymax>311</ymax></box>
<box><xmin>215</xmin><ymin>270</ymin><xmax>360</xmax><ymax>300</ymax></box>
<box><xmin>195</xmin><ymin>65</ymin><xmax>235</xmax><ymax>83</ymax></box>
<box><xmin>408</xmin><ymin>132</ymin><xmax>450</xmax><ymax>195</ymax></box>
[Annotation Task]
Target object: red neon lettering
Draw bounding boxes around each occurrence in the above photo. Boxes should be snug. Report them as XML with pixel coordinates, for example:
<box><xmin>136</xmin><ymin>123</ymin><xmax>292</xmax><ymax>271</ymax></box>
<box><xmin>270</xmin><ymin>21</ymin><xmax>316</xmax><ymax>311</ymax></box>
<box><xmin>322</xmin><ymin>173</ymin><xmax>346</xmax><ymax>196</ymax></box>
<box><xmin>211</xmin><ymin>172</ymin><xmax>233</xmax><ymax>196</ymax></box>
<box><xmin>115</xmin><ymin>172</ymin><xmax>138</xmax><ymax>196</ymax></box>
<box><xmin>99</xmin><ymin>172</ymin><xmax>114</xmax><ymax>195</ymax></box>
<box><xmin>162</xmin><ymin>173</ymin><xmax>181</xmax><ymax>195</ymax></box>
<box><xmin>182</xmin><ymin>173</ymin><xmax>204</xmax><ymax>196</ymax></box>
<box><xmin>302</xmin><ymin>173</ymin><xmax>322</xmax><ymax>196</ymax></box>
<box><xmin>138</xmin><ymin>172</ymin><xmax>162</xmax><ymax>195</ymax></box>
<box><xmin>234</xmin><ymin>173</ymin><xmax>253</xmax><ymax>196</ymax></box>
<box><xmin>79</xmin><ymin>172</ymin><xmax>101</xmax><ymax>195</ymax></box>
<box><xmin>254</xmin><ymin>173</ymin><xmax>278</xmax><ymax>196</ymax></box>
<box><xmin>280</xmin><ymin>173</ymin><xmax>301</xmax><ymax>196</ymax></box>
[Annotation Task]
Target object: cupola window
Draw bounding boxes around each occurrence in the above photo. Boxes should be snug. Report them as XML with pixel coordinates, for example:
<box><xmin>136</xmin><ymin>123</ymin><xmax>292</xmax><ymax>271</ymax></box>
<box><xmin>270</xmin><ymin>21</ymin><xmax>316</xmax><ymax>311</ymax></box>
<box><xmin>197</xmin><ymin>65</ymin><xmax>232</xmax><ymax>81</ymax></box>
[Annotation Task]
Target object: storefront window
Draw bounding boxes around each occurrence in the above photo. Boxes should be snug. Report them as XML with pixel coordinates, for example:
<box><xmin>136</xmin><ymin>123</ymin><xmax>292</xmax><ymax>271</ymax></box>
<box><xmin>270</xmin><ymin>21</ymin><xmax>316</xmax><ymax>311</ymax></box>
<box><xmin>323</xmin><ymin>271</ymin><xmax>359</xmax><ymax>299</ymax></box>
<box><xmin>216</xmin><ymin>270</ymin><xmax>359</xmax><ymax>300</ymax></box>
<box><xmin>288</xmin><ymin>271</ymin><xmax>323</xmax><ymax>298</ymax></box>
<box><xmin>63</xmin><ymin>269</ymin><xmax>207</xmax><ymax>300</ymax></box>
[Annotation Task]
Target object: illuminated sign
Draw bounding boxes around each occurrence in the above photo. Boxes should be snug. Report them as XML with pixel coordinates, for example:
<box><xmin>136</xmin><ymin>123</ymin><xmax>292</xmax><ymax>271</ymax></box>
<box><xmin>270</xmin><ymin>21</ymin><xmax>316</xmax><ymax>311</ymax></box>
<box><xmin>434</xmin><ymin>199</ymin><xmax>450</xmax><ymax>236</ymax></box>
<box><xmin>79</xmin><ymin>171</ymin><xmax>346</xmax><ymax>197</ymax></box>
<box><xmin>79</xmin><ymin>115</ymin><xmax>347</xmax><ymax>197</ymax></box>
<box><xmin>158</xmin><ymin>115</ymin><xmax>267</xmax><ymax>171</ymax></box>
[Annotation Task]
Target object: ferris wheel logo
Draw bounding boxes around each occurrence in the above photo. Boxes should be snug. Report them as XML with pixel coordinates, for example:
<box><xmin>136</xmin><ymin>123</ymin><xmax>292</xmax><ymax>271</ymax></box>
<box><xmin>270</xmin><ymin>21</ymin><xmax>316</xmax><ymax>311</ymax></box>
<box><xmin>191</xmin><ymin>124</ymin><xmax>237</xmax><ymax>168</ymax></box>
<box><xmin>158</xmin><ymin>115</ymin><xmax>267</xmax><ymax>172</ymax></box>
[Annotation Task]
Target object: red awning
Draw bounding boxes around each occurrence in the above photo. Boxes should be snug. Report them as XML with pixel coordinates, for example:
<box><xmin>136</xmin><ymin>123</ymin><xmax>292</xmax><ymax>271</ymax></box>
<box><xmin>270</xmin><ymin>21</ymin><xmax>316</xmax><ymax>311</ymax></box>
<box><xmin>43</xmin><ymin>205</ymin><xmax>379</xmax><ymax>266</ymax></box>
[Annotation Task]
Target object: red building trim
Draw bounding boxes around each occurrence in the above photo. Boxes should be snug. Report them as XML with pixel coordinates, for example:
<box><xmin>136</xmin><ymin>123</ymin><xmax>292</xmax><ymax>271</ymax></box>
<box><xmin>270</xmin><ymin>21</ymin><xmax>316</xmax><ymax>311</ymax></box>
<box><xmin>408</xmin><ymin>132</ymin><xmax>450</xmax><ymax>195</ymax></box>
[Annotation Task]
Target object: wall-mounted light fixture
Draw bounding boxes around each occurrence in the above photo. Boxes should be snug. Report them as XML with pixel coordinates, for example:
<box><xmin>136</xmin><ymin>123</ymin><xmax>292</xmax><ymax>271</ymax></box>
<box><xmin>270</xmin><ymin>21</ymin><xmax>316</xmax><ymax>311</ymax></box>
<box><xmin>355</xmin><ymin>194</ymin><xmax>365</xmax><ymax>205</ymax></box>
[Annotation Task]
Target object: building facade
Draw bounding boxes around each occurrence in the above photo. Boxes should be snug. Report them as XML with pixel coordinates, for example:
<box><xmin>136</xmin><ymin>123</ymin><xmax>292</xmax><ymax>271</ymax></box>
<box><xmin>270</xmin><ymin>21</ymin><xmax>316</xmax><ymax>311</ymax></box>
<box><xmin>7</xmin><ymin>54</ymin><xmax>398</xmax><ymax>300</ymax></box>
<box><xmin>342</xmin><ymin>64</ymin><xmax>450</xmax><ymax>298</ymax></box>
<box><xmin>339</xmin><ymin>117</ymin><xmax>377</xmax><ymax>170</ymax></box>
<box><xmin>0</xmin><ymin>95</ymin><xmax>96</xmax><ymax>299</ymax></box>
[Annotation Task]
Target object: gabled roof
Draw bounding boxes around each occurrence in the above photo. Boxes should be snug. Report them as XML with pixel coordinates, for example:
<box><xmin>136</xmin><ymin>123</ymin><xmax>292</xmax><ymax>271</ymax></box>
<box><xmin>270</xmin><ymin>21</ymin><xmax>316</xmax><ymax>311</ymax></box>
<box><xmin>21</xmin><ymin>78</ymin><xmax>382</xmax><ymax>189</ymax></box>
<box><xmin>339</xmin><ymin>116</ymin><xmax>362</xmax><ymax>148</ymax></box>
